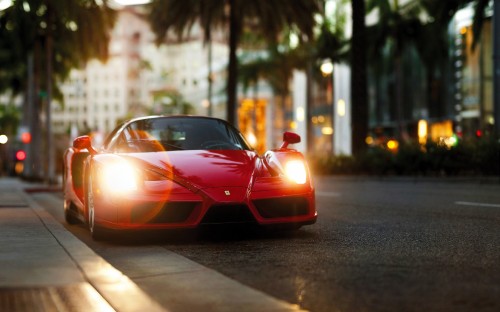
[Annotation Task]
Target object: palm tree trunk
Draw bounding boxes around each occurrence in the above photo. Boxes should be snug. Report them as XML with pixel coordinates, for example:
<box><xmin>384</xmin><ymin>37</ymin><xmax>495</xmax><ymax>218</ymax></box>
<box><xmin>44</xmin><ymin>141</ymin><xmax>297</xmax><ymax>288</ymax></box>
<box><xmin>31</xmin><ymin>40</ymin><xmax>43</xmax><ymax>180</ymax></box>
<box><xmin>494</xmin><ymin>0</ymin><xmax>500</xmax><ymax>137</ymax></box>
<box><xmin>395</xmin><ymin>53</ymin><xmax>405</xmax><ymax>140</ymax></box>
<box><xmin>227</xmin><ymin>0</ymin><xmax>241</xmax><ymax>127</ymax></box>
<box><xmin>24</xmin><ymin>53</ymin><xmax>34</xmax><ymax>178</ymax></box>
<box><xmin>351</xmin><ymin>0</ymin><xmax>368</xmax><ymax>156</ymax></box>
<box><xmin>46</xmin><ymin>5</ymin><xmax>55</xmax><ymax>184</ymax></box>
<box><xmin>306</xmin><ymin>60</ymin><xmax>314</xmax><ymax>152</ymax></box>
<box><xmin>208</xmin><ymin>38</ymin><xmax>213</xmax><ymax>117</ymax></box>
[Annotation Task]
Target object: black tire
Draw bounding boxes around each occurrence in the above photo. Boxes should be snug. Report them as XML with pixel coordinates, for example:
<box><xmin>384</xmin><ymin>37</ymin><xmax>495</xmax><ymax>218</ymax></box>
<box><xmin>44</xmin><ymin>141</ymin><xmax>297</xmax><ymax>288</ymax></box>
<box><xmin>64</xmin><ymin>201</ymin><xmax>80</xmax><ymax>225</ymax></box>
<box><xmin>87</xmin><ymin>174</ymin><xmax>108</xmax><ymax>241</ymax></box>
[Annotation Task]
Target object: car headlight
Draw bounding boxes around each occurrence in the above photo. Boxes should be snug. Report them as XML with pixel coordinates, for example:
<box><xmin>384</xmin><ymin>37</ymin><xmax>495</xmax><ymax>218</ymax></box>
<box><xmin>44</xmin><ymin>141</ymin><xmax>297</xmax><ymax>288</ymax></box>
<box><xmin>101</xmin><ymin>162</ymin><xmax>138</xmax><ymax>193</ymax></box>
<box><xmin>284</xmin><ymin>160</ymin><xmax>307</xmax><ymax>184</ymax></box>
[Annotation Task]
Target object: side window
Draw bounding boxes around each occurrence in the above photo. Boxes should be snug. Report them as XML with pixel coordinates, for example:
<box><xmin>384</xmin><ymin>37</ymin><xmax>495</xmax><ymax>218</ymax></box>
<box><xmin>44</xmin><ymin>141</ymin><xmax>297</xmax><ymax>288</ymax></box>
<box><xmin>102</xmin><ymin>124</ymin><xmax>123</xmax><ymax>151</ymax></box>
<box><xmin>114</xmin><ymin>133</ymin><xmax>130</xmax><ymax>153</ymax></box>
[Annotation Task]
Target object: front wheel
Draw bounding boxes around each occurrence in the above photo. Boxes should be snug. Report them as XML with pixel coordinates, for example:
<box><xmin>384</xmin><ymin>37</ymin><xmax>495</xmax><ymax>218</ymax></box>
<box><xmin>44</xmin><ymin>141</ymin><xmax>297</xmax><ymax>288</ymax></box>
<box><xmin>64</xmin><ymin>200</ymin><xmax>80</xmax><ymax>225</ymax></box>
<box><xmin>87</xmin><ymin>175</ymin><xmax>107</xmax><ymax>241</ymax></box>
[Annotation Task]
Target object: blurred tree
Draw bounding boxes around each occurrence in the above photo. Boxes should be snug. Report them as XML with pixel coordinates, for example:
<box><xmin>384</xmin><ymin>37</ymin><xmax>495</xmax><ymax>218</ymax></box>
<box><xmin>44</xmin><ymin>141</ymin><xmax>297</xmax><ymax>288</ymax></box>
<box><xmin>148</xmin><ymin>0</ymin><xmax>321</xmax><ymax>127</ymax></box>
<box><xmin>0</xmin><ymin>0</ymin><xmax>116</xmax><ymax>181</ymax></box>
<box><xmin>238</xmin><ymin>46</ymin><xmax>300</xmax><ymax>146</ymax></box>
<box><xmin>417</xmin><ymin>0</ymin><xmax>490</xmax><ymax>120</ymax></box>
<box><xmin>0</xmin><ymin>0</ymin><xmax>116</xmax><ymax>96</ymax></box>
<box><xmin>150</xmin><ymin>90</ymin><xmax>195</xmax><ymax>115</ymax></box>
<box><xmin>362</xmin><ymin>0</ymin><xmax>490</xmax><ymax>143</ymax></box>
<box><xmin>419</xmin><ymin>0</ymin><xmax>489</xmax><ymax>49</ymax></box>
<box><xmin>365</xmin><ymin>0</ymin><xmax>424</xmax><ymax>141</ymax></box>
<box><xmin>0</xmin><ymin>103</ymin><xmax>20</xmax><ymax>135</ymax></box>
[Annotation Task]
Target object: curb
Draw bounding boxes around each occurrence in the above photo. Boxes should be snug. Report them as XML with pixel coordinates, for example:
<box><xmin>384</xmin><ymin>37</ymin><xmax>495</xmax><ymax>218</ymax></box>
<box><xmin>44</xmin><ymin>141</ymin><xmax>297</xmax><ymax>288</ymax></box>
<box><xmin>20</xmin><ymin>190</ymin><xmax>167</xmax><ymax>312</ymax></box>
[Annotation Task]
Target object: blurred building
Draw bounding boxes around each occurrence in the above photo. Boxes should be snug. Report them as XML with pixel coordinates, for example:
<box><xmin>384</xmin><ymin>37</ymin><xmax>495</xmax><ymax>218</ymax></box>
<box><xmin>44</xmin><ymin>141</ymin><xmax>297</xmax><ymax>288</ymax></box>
<box><xmin>453</xmin><ymin>4</ymin><xmax>495</xmax><ymax>139</ymax></box>
<box><xmin>52</xmin><ymin>5</ymin><xmax>230</xmax><ymax>143</ymax></box>
<box><xmin>53</xmin><ymin>6</ymin><xmax>150</xmax><ymax>138</ymax></box>
<box><xmin>291</xmin><ymin>0</ymin><xmax>498</xmax><ymax>157</ymax></box>
<box><xmin>53</xmin><ymin>0</ymin><xmax>498</xmax><ymax>157</ymax></box>
<box><xmin>364</xmin><ymin>1</ymin><xmax>496</xmax><ymax>147</ymax></box>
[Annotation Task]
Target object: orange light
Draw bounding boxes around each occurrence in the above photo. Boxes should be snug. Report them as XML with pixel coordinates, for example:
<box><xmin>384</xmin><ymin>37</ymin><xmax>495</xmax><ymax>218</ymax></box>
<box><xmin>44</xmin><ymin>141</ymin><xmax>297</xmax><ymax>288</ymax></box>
<box><xmin>418</xmin><ymin>120</ymin><xmax>428</xmax><ymax>145</ymax></box>
<box><xmin>21</xmin><ymin>132</ymin><xmax>31</xmax><ymax>143</ymax></box>
<box><xmin>15</xmin><ymin>162</ymin><xmax>24</xmax><ymax>175</ymax></box>
<box><xmin>387</xmin><ymin>140</ymin><xmax>399</xmax><ymax>151</ymax></box>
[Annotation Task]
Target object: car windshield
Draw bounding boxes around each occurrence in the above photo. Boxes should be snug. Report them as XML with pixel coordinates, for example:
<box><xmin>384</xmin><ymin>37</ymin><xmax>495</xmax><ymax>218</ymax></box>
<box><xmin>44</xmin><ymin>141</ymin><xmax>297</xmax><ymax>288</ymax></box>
<box><xmin>116</xmin><ymin>117</ymin><xmax>251</xmax><ymax>152</ymax></box>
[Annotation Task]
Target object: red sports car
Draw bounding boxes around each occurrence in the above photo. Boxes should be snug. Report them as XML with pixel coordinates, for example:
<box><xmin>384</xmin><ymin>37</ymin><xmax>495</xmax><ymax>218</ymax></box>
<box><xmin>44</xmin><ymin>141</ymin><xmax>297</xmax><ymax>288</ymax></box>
<box><xmin>63</xmin><ymin>116</ymin><xmax>316</xmax><ymax>240</ymax></box>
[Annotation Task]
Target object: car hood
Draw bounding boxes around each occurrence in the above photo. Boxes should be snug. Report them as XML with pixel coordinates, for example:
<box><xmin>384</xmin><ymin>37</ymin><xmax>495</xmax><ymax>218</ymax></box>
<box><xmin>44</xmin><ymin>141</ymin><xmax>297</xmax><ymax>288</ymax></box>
<box><xmin>126</xmin><ymin>150</ymin><xmax>258</xmax><ymax>189</ymax></box>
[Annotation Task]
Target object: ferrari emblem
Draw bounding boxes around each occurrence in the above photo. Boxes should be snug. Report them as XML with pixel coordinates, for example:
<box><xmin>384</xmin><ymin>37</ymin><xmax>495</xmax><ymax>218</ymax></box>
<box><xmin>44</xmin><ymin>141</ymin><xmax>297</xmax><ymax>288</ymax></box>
<box><xmin>225</xmin><ymin>190</ymin><xmax>231</xmax><ymax>196</ymax></box>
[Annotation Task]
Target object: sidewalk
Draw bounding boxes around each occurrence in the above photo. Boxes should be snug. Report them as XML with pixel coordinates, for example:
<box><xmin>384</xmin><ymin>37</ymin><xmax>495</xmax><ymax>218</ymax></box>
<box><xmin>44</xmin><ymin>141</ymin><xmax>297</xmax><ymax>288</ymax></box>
<box><xmin>0</xmin><ymin>177</ymin><xmax>165</xmax><ymax>312</ymax></box>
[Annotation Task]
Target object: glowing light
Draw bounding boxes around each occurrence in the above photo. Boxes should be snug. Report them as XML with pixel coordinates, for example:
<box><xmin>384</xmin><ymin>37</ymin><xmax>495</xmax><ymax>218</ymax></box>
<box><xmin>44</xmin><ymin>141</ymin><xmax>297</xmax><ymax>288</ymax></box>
<box><xmin>0</xmin><ymin>134</ymin><xmax>8</xmax><ymax>144</ymax></box>
<box><xmin>445</xmin><ymin>135</ymin><xmax>458</xmax><ymax>148</ymax></box>
<box><xmin>365</xmin><ymin>136</ymin><xmax>374</xmax><ymax>145</ymax></box>
<box><xmin>16</xmin><ymin>150</ymin><xmax>26</xmax><ymax>161</ymax></box>
<box><xmin>285</xmin><ymin>160</ymin><xmax>307</xmax><ymax>184</ymax></box>
<box><xmin>387</xmin><ymin>140</ymin><xmax>399</xmax><ymax>151</ymax></box>
<box><xmin>101</xmin><ymin>162</ymin><xmax>138</xmax><ymax>192</ymax></box>
<box><xmin>418</xmin><ymin>120</ymin><xmax>428</xmax><ymax>145</ymax></box>
<box><xmin>0</xmin><ymin>0</ymin><xmax>12</xmax><ymax>11</ymax></box>
<box><xmin>15</xmin><ymin>162</ymin><xmax>23</xmax><ymax>175</ymax></box>
<box><xmin>289</xmin><ymin>33</ymin><xmax>299</xmax><ymax>49</ymax></box>
<box><xmin>460</xmin><ymin>27</ymin><xmax>467</xmax><ymax>35</ymax></box>
<box><xmin>246</xmin><ymin>132</ymin><xmax>257</xmax><ymax>147</ymax></box>
<box><xmin>320</xmin><ymin>60</ymin><xmax>333</xmax><ymax>76</ymax></box>
<box><xmin>296</xmin><ymin>107</ymin><xmax>305</xmax><ymax>122</ymax></box>
<box><xmin>290</xmin><ymin>121</ymin><xmax>297</xmax><ymax>130</ymax></box>
<box><xmin>22</xmin><ymin>1</ymin><xmax>30</xmax><ymax>12</ymax></box>
<box><xmin>321</xmin><ymin>127</ymin><xmax>333</xmax><ymax>135</ymax></box>
<box><xmin>21</xmin><ymin>132</ymin><xmax>31</xmax><ymax>144</ymax></box>
<box><xmin>337</xmin><ymin>99</ymin><xmax>346</xmax><ymax>117</ymax></box>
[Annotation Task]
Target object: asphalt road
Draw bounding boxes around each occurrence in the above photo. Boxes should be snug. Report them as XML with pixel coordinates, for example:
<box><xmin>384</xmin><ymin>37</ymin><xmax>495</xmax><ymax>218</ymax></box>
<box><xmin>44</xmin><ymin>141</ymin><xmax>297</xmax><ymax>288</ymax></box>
<box><xmin>33</xmin><ymin>177</ymin><xmax>500</xmax><ymax>312</ymax></box>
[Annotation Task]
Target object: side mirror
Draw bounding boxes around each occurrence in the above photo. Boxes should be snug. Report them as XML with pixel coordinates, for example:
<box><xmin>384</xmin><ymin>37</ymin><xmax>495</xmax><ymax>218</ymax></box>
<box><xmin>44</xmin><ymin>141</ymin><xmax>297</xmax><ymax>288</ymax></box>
<box><xmin>73</xmin><ymin>135</ymin><xmax>96</xmax><ymax>155</ymax></box>
<box><xmin>280</xmin><ymin>132</ymin><xmax>301</xmax><ymax>149</ymax></box>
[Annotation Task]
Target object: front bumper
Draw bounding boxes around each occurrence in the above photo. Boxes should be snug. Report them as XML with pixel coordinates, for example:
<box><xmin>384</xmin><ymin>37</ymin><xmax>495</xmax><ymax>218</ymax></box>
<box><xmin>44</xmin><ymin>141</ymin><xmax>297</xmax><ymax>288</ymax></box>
<box><xmin>92</xmin><ymin>177</ymin><xmax>317</xmax><ymax>230</ymax></box>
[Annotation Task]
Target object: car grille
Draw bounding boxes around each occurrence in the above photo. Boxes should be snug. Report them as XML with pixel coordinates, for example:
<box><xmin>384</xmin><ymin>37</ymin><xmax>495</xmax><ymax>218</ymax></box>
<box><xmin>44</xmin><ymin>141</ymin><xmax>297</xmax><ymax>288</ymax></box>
<box><xmin>253</xmin><ymin>196</ymin><xmax>309</xmax><ymax>218</ymax></box>
<box><xmin>201</xmin><ymin>204</ymin><xmax>256</xmax><ymax>224</ymax></box>
<box><xmin>131</xmin><ymin>201</ymin><xmax>197</xmax><ymax>224</ymax></box>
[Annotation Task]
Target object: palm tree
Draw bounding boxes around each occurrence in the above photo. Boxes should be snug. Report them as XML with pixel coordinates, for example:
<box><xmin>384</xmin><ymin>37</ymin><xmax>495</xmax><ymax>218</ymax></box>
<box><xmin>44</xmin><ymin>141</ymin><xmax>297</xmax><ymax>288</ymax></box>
<box><xmin>365</xmin><ymin>0</ymin><xmax>424</xmax><ymax>141</ymax></box>
<box><xmin>0</xmin><ymin>0</ymin><xmax>116</xmax><ymax>181</ymax></box>
<box><xmin>417</xmin><ymin>0</ymin><xmax>491</xmax><ymax>121</ymax></box>
<box><xmin>148</xmin><ymin>0</ymin><xmax>321</xmax><ymax>127</ymax></box>
<box><xmin>367</xmin><ymin>0</ymin><xmax>492</xmax><ymax>138</ymax></box>
<box><xmin>238</xmin><ymin>45</ymin><xmax>303</xmax><ymax>147</ymax></box>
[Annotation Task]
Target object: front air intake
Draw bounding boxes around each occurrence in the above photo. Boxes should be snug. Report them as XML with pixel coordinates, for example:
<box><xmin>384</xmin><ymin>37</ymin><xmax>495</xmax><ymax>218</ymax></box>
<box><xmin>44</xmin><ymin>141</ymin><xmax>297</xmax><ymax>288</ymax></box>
<box><xmin>201</xmin><ymin>204</ymin><xmax>256</xmax><ymax>224</ymax></box>
<box><xmin>132</xmin><ymin>202</ymin><xmax>197</xmax><ymax>224</ymax></box>
<box><xmin>253</xmin><ymin>196</ymin><xmax>309</xmax><ymax>218</ymax></box>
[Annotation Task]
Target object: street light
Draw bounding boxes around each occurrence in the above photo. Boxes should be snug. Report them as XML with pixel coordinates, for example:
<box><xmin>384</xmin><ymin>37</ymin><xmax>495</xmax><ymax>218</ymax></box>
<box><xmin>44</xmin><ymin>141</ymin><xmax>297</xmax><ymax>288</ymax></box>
<box><xmin>320</xmin><ymin>60</ymin><xmax>334</xmax><ymax>76</ymax></box>
<box><xmin>0</xmin><ymin>135</ymin><xmax>8</xmax><ymax>144</ymax></box>
<box><xmin>0</xmin><ymin>0</ymin><xmax>12</xmax><ymax>11</ymax></box>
